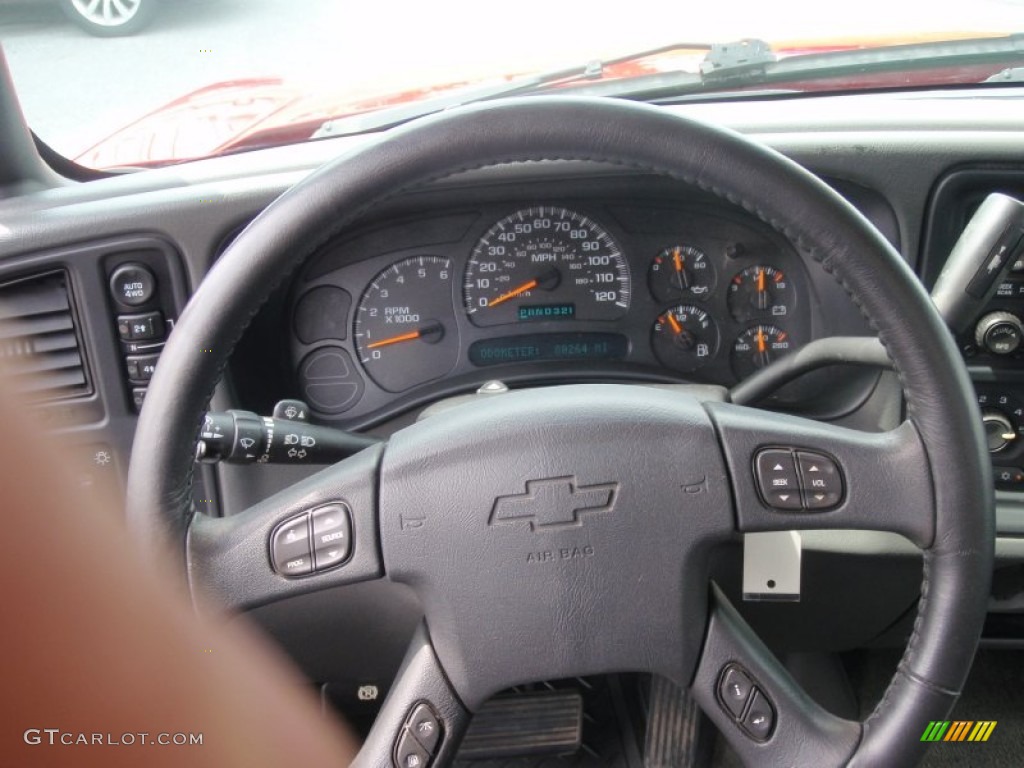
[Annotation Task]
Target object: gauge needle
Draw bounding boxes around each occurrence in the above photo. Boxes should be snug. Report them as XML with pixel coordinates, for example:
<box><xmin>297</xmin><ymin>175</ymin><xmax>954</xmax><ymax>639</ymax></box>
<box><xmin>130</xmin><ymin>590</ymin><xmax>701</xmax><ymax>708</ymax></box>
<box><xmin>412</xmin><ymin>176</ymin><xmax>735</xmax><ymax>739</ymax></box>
<box><xmin>757</xmin><ymin>268</ymin><xmax>766</xmax><ymax>293</ymax></box>
<box><xmin>367</xmin><ymin>330</ymin><xmax>422</xmax><ymax>349</ymax></box>
<box><xmin>665</xmin><ymin>312</ymin><xmax>683</xmax><ymax>334</ymax></box>
<box><xmin>487</xmin><ymin>278</ymin><xmax>539</xmax><ymax>308</ymax></box>
<box><xmin>756</xmin><ymin>327</ymin><xmax>767</xmax><ymax>354</ymax></box>
<box><xmin>673</xmin><ymin>248</ymin><xmax>684</xmax><ymax>274</ymax></box>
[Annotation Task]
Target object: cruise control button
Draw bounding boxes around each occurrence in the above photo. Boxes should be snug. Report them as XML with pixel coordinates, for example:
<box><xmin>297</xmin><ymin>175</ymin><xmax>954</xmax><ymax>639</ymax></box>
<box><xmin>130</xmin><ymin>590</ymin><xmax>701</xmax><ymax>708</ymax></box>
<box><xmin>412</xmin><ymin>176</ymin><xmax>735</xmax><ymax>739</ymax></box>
<box><xmin>741</xmin><ymin>689</ymin><xmax>775</xmax><ymax>741</ymax></box>
<box><xmin>408</xmin><ymin>703</ymin><xmax>442</xmax><ymax>754</ymax></box>
<box><xmin>271</xmin><ymin>516</ymin><xmax>312</xmax><ymax>577</ymax></box>
<box><xmin>395</xmin><ymin>730</ymin><xmax>430</xmax><ymax>768</ymax></box>
<box><xmin>797</xmin><ymin>451</ymin><xmax>843</xmax><ymax>510</ymax></box>
<box><xmin>312</xmin><ymin>504</ymin><xmax>352</xmax><ymax>570</ymax></box>
<box><xmin>718</xmin><ymin>665</ymin><xmax>754</xmax><ymax>718</ymax></box>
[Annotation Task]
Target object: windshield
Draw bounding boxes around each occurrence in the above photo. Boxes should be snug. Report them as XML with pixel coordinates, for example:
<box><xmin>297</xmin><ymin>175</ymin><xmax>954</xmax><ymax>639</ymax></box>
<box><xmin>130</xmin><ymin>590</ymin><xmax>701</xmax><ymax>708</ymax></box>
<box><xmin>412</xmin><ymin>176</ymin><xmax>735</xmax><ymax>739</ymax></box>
<box><xmin>0</xmin><ymin>0</ymin><xmax>1020</xmax><ymax>170</ymax></box>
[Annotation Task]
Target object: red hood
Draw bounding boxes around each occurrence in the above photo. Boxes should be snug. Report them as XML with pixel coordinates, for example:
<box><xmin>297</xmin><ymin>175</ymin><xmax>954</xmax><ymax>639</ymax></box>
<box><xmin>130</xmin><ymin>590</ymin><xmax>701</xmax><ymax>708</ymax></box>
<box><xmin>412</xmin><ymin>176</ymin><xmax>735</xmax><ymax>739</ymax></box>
<box><xmin>74</xmin><ymin>34</ymin><xmax>1013</xmax><ymax>170</ymax></box>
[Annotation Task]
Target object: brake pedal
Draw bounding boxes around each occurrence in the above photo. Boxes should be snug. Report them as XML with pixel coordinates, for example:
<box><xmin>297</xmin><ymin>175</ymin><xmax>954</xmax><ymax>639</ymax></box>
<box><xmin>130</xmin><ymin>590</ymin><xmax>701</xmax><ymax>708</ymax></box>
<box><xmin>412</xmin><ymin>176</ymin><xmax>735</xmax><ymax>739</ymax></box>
<box><xmin>458</xmin><ymin>690</ymin><xmax>583</xmax><ymax>759</ymax></box>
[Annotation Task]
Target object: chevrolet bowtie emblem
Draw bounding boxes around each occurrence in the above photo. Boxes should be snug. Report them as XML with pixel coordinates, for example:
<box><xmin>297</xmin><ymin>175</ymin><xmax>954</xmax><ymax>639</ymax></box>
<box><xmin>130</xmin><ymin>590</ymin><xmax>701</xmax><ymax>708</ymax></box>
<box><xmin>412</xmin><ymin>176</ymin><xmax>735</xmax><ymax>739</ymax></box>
<box><xmin>489</xmin><ymin>476</ymin><xmax>618</xmax><ymax>531</ymax></box>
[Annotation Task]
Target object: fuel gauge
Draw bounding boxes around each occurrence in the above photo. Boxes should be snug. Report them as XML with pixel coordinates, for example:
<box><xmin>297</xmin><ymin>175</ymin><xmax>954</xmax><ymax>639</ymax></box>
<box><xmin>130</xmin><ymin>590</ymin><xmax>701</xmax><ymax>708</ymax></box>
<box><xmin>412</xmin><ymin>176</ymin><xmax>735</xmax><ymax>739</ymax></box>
<box><xmin>727</xmin><ymin>265</ymin><xmax>795</xmax><ymax>322</ymax></box>
<box><xmin>651</xmin><ymin>305</ymin><xmax>719</xmax><ymax>372</ymax></box>
<box><xmin>648</xmin><ymin>246</ymin><xmax>716</xmax><ymax>303</ymax></box>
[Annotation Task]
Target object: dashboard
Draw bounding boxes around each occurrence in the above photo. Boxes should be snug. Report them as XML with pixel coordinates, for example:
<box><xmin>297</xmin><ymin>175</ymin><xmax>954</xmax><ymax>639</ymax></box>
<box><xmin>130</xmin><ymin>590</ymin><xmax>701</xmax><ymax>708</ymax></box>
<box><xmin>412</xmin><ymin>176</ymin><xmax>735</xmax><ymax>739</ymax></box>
<box><xmin>283</xmin><ymin>179</ymin><xmax>876</xmax><ymax>429</ymax></box>
<box><xmin>2</xmin><ymin>87</ymin><xmax>1024</xmax><ymax>714</ymax></box>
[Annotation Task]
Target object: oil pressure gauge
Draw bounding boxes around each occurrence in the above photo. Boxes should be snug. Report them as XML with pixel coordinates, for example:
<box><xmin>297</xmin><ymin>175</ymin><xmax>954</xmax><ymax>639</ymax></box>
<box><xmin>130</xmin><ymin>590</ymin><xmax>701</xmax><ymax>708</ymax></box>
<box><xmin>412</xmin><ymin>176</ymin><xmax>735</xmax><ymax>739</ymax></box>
<box><xmin>648</xmin><ymin>246</ymin><xmax>716</xmax><ymax>303</ymax></box>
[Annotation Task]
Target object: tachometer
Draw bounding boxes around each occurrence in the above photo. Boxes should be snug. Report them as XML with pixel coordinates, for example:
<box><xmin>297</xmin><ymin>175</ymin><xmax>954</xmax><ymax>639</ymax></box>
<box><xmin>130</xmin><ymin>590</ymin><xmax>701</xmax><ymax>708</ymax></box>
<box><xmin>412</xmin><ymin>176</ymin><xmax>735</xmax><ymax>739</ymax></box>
<box><xmin>463</xmin><ymin>207</ymin><xmax>630</xmax><ymax>327</ymax></box>
<box><xmin>354</xmin><ymin>256</ymin><xmax>458</xmax><ymax>393</ymax></box>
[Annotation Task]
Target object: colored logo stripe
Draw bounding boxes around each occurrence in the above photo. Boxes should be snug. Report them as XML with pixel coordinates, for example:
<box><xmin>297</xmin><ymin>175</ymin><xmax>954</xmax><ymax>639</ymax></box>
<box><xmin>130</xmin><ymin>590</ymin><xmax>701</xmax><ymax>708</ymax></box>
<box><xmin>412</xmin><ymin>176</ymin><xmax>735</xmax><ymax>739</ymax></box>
<box><xmin>921</xmin><ymin>721</ymin><xmax>997</xmax><ymax>742</ymax></box>
<box><xmin>968</xmin><ymin>722</ymin><xmax>997</xmax><ymax>742</ymax></box>
<box><xmin>921</xmin><ymin>721</ymin><xmax>950</xmax><ymax>742</ymax></box>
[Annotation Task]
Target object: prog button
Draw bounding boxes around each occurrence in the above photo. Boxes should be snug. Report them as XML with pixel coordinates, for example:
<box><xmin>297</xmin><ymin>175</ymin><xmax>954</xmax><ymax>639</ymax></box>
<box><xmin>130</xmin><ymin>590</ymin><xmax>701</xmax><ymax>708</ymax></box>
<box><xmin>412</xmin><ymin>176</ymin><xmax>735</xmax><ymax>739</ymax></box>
<box><xmin>271</xmin><ymin>515</ymin><xmax>312</xmax><ymax>577</ymax></box>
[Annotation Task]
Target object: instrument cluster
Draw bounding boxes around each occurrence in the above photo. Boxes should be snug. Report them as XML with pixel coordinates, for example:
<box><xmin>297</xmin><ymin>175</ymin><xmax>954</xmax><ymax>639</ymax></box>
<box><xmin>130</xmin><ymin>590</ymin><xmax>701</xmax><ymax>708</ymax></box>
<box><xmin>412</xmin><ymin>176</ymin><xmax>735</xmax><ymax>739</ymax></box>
<box><xmin>289</xmin><ymin>201</ymin><xmax>815</xmax><ymax>425</ymax></box>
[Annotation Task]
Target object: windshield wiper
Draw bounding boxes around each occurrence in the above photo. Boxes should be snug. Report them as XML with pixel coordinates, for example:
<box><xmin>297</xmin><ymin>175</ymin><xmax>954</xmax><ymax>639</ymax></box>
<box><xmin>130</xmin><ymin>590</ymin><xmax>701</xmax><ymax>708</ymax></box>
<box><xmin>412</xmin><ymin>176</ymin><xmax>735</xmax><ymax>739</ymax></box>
<box><xmin>562</xmin><ymin>34</ymin><xmax>1024</xmax><ymax>102</ymax></box>
<box><xmin>311</xmin><ymin>41</ymin><xmax>716</xmax><ymax>139</ymax></box>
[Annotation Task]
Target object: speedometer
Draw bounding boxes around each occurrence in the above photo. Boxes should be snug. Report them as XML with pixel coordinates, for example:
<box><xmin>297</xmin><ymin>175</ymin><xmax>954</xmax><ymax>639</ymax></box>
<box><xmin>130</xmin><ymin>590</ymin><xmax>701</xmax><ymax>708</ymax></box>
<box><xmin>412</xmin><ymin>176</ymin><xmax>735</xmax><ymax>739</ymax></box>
<box><xmin>463</xmin><ymin>207</ymin><xmax>630</xmax><ymax>327</ymax></box>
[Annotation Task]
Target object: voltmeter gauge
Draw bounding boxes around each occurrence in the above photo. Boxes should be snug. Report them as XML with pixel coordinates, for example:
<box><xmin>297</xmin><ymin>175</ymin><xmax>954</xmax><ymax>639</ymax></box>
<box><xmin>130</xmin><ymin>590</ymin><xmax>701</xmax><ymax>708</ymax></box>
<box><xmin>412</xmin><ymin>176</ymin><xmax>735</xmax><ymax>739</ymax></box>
<box><xmin>651</xmin><ymin>305</ymin><xmax>719</xmax><ymax>372</ymax></box>
<box><xmin>727</xmin><ymin>265</ymin><xmax>795</xmax><ymax>322</ymax></box>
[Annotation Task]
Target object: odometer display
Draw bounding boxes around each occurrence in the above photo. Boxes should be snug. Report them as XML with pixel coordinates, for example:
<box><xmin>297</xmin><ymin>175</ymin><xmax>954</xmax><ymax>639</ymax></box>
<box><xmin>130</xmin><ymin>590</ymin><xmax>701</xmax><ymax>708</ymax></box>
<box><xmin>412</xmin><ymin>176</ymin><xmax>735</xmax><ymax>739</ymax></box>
<box><xmin>464</xmin><ymin>207</ymin><xmax>630</xmax><ymax>327</ymax></box>
<box><xmin>468</xmin><ymin>332</ymin><xmax>628</xmax><ymax>366</ymax></box>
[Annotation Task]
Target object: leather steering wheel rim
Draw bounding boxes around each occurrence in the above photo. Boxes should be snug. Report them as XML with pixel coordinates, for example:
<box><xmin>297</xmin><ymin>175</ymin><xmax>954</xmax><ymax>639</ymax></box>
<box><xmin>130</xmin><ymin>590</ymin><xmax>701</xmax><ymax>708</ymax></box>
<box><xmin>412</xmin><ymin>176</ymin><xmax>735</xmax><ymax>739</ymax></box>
<box><xmin>126</xmin><ymin>96</ymin><xmax>994</xmax><ymax>767</ymax></box>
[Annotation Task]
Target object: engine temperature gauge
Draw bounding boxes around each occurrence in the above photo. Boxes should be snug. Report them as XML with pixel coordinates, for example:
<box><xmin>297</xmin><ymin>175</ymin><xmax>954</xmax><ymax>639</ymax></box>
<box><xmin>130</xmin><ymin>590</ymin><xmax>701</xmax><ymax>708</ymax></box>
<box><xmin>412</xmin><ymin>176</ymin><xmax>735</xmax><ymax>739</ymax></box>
<box><xmin>651</xmin><ymin>305</ymin><xmax>719</xmax><ymax>372</ymax></box>
<box><xmin>648</xmin><ymin>246</ymin><xmax>716</xmax><ymax>303</ymax></box>
<box><xmin>727</xmin><ymin>265</ymin><xmax>795</xmax><ymax>322</ymax></box>
<box><xmin>731</xmin><ymin>324</ymin><xmax>795</xmax><ymax>380</ymax></box>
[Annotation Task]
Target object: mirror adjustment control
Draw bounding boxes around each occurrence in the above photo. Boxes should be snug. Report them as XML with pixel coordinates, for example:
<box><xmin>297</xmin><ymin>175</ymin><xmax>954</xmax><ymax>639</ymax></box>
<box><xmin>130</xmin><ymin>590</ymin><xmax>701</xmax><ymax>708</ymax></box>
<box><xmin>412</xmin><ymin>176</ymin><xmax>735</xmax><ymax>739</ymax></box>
<box><xmin>270</xmin><ymin>516</ymin><xmax>313</xmax><ymax>577</ymax></box>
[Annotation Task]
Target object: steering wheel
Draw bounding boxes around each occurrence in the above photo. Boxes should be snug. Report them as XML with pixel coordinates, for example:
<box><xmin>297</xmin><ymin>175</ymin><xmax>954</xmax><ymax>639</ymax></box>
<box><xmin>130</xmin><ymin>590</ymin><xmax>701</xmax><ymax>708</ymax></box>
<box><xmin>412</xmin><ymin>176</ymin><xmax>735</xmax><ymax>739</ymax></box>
<box><xmin>126</xmin><ymin>97</ymin><xmax>994</xmax><ymax>768</ymax></box>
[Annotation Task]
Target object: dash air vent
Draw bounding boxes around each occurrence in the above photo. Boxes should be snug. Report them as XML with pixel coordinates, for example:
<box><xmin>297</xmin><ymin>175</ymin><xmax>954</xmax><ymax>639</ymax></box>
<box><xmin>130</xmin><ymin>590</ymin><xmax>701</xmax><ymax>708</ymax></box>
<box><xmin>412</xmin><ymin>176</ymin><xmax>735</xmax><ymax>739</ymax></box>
<box><xmin>0</xmin><ymin>271</ymin><xmax>91</xmax><ymax>401</ymax></box>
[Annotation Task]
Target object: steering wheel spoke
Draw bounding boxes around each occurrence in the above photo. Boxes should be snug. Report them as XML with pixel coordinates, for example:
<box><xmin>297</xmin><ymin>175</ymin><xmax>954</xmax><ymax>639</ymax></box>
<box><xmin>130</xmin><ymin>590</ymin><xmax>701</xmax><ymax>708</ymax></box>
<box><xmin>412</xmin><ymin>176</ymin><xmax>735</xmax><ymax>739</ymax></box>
<box><xmin>186</xmin><ymin>443</ymin><xmax>385</xmax><ymax>610</ymax></box>
<box><xmin>692</xmin><ymin>585</ymin><xmax>861</xmax><ymax>765</ymax></box>
<box><xmin>708</xmin><ymin>401</ymin><xmax>935</xmax><ymax>547</ymax></box>
<box><xmin>353</xmin><ymin>623</ymin><xmax>470</xmax><ymax>768</ymax></box>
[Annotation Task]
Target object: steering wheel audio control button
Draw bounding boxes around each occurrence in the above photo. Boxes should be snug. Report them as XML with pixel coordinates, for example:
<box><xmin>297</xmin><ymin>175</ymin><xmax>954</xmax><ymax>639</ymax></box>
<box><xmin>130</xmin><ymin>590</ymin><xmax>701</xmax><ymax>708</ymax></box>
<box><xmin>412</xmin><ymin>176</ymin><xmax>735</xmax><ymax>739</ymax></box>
<box><xmin>270</xmin><ymin>515</ymin><xmax>313</xmax><ymax>577</ymax></box>
<box><xmin>312</xmin><ymin>504</ymin><xmax>352</xmax><ymax>570</ymax></box>
<box><xmin>394</xmin><ymin>701</ymin><xmax>442</xmax><ymax>768</ymax></box>
<box><xmin>796</xmin><ymin>451</ymin><xmax>843</xmax><ymax>510</ymax></box>
<box><xmin>395</xmin><ymin>730</ymin><xmax>430</xmax><ymax>768</ymax></box>
<box><xmin>741</xmin><ymin>689</ymin><xmax>776</xmax><ymax>741</ymax></box>
<box><xmin>754</xmin><ymin>449</ymin><xmax>801</xmax><ymax>509</ymax></box>
<box><xmin>718</xmin><ymin>665</ymin><xmax>754</xmax><ymax>718</ymax></box>
<box><xmin>408</xmin><ymin>702</ymin><xmax>442</xmax><ymax>753</ymax></box>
